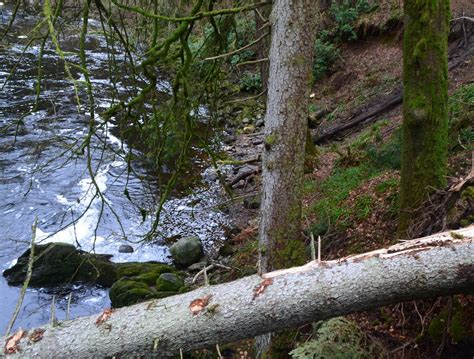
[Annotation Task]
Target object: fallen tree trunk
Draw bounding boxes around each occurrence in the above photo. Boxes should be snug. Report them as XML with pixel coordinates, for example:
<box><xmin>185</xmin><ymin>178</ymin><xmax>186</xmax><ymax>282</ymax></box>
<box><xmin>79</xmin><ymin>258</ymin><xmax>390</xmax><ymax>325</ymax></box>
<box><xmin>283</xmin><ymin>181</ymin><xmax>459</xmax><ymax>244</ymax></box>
<box><xmin>2</xmin><ymin>227</ymin><xmax>473</xmax><ymax>358</ymax></box>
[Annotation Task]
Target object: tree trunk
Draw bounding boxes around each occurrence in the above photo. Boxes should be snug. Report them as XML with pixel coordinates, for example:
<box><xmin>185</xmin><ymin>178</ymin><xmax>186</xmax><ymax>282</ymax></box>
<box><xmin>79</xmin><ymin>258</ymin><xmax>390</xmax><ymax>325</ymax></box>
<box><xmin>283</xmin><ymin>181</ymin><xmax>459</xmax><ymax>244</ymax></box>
<box><xmin>259</xmin><ymin>0</ymin><xmax>317</xmax><ymax>273</ymax></box>
<box><xmin>254</xmin><ymin>0</ymin><xmax>271</xmax><ymax>91</ymax></box>
<box><xmin>2</xmin><ymin>228</ymin><xmax>473</xmax><ymax>358</ymax></box>
<box><xmin>398</xmin><ymin>0</ymin><xmax>450</xmax><ymax>238</ymax></box>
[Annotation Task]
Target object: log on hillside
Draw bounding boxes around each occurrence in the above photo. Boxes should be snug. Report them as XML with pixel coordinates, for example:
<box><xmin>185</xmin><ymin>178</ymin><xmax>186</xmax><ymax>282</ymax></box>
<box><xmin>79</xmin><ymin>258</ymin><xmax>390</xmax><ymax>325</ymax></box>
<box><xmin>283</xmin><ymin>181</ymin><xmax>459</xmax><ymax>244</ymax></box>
<box><xmin>313</xmin><ymin>49</ymin><xmax>474</xmax><ymax>144</ymax></box>
<box><xmin>2</xmin><ymin>227</ymin><xmax>474</xmax><ymax>358</ymax></box>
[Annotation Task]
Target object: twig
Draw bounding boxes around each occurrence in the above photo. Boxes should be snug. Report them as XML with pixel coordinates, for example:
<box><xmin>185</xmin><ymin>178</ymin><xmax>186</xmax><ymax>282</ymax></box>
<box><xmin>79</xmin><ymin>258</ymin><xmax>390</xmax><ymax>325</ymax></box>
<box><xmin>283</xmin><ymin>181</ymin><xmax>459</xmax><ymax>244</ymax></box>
<box><xmin>51</xmin><ymin>295</ymin><xmax>58</xmax><ymax>327</ymax></box>
<box><xmin>66</xmin><ymin>293</ymin><xmax>72</xmax><ymax>321</ymax></box>
<box><xmin>236</xmin><ymin>57</ymin><xmax>268</xmax><ymax>67</ymax></box>
<box><xmin>5</xmin><ymin>218</ymin><xmax>38</xmax><ymax>336</ymax></box>
<box><xmin>224</xmin><ymin>89</ymin><xmax>267</xmax><ymax>104</ymax></box>
<box><xmin>310</xmin><ymin>233</ymin><xmax>316</xmax><ymax>261</ymax></box>
<box><xmin>318</xmin><ymin>236</ymin><xmax>322</xmax><ymax>264</ymax></box>
<box><xmin>204</xmin><ymin>32</ymin><xmax>269</xmax><ymax>61</ymax></box>
<box><xmin>450</xmin><ymin>16</ymin><xmax>474</xmax><ymax>22</ymax></box>
<box><xmin>216</xmin><ymin>344</ymin><xmax>224</xmax><ymax>359</ymax></box>
<box><xmin>192</xmin><ymin>263</ymin><xmax>233</xmax><ymax>284</ymax></box>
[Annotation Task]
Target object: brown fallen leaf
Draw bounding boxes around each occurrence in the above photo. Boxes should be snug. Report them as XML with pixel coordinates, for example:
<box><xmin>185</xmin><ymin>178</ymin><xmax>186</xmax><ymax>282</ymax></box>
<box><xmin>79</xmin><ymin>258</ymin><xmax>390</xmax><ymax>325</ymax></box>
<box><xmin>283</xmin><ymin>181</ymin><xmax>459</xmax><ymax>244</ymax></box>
<box><xmin>29</xmin><ymin>328</ymin><xmax>45</xmax><ymax>343</ymax></box>
<box><xmin>189</xmin><ymin>294</ymin><xmax>213</xmax><ymax>316</ymax></box>
<box><xmin>253</xmin><ymin>278</ymin><xmax>273</xmax><ymax>299</ymax></box>
<box><xmin>96</xmin><ymin>308</ymin><xmax>115</xmax><ymax>326</ymax></box>
<box><xmin>4</xmin><ymin>328</ymin><xmax>26</xmax><ymax>355</ymax></box>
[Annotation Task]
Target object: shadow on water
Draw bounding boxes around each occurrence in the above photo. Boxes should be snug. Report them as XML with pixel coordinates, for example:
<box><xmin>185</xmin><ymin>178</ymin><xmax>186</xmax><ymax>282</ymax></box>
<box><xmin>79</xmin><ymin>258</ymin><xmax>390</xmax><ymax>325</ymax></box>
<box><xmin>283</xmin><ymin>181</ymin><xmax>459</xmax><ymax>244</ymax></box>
<box><xmin>0</xmin><ymin>4</ymin><xmax>228</xmax><ymax>333</ymax></box>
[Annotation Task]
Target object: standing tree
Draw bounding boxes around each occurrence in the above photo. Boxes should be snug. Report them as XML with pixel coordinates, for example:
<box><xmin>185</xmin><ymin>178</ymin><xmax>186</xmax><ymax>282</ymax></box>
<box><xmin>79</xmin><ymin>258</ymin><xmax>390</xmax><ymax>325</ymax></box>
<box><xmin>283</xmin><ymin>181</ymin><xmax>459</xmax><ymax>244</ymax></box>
<box><xmin>258</xmin><ymin>0</ymin><xmax>317</xmax><ymax>273</ymax></box>
<box><xmin>398</xmin><ymin>0</ymin><xmax>450</xmax><ymax>238</ymax></box>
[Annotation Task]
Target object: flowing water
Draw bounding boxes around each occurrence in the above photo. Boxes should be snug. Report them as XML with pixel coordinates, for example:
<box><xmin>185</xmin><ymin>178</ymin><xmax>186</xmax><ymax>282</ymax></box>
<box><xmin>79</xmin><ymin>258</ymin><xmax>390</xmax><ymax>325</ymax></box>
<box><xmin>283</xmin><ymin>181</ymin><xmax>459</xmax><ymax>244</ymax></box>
<box><xmin>0</xmin><ymin>5</ymin><xmax>228</xmax><ymax>333</ymax></box>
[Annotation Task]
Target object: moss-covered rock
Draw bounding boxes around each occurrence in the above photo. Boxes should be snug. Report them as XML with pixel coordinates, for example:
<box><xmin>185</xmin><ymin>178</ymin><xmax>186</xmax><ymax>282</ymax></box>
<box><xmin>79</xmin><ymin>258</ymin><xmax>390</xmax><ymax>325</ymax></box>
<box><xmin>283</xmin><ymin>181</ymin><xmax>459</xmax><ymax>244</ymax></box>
<box><xmin>109</xmin><ymin>279</ymin><xmax>155</xmax><ymax>308</ymax></box>
<box><xmin>3</xmin><ymin>243</ymin><xmax>117</xmax><ymax>287</ymax></box>
<box><xmin>110</xmin><ymin>263</ymin><xmax>185</xmax><ymax>308</ymax></box>
<box><xmin>169</xmin><ymin>236</ymin><xmax>203</xmax><ymax>267</ymax></box>
<box><xmin>155</xmin><ymin>273</ymin><xmax>184</xmax><ymax>292</ymax></box>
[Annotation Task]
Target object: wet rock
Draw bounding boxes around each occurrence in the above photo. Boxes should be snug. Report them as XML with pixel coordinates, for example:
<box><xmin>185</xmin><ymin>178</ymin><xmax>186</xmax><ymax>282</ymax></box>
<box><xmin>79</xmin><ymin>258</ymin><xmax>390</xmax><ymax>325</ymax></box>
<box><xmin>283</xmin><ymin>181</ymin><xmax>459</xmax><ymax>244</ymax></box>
<box><xmin>155</xmin><ymin>273</ymin><xmax>184</xmax><ymax>292</ymax></box>
<box><xmin>118</xmin><ymin>244</ymin><xmax>134</xmax><ymax>253</ymax></box>
<box><xmin>187</xmin><ymin>261</ymin><xmax>207</xmax><ymax>272</ymax></box>
<box><xmin>3</xmin><ymin>243</ymin><xmax>117</xmax><ymax>287</ymax></box>
<box><xmin>169</xmin><ymin>236</ymin><xmax>203</xmax><ymax>267</ymax></box>
<box><xmin>110</xmin><ymin>262</ymin><xmax>183</xmax><ymax>308</ymax></box>
<box><xmin>203</xmin><ymin>168</ymin><xmax>219</xmax><ymax>182</ymax></box>
<box><xmin>218</xmin><ymin>243</ymin><xmax>235</xmax><ymax>257</ymax></box>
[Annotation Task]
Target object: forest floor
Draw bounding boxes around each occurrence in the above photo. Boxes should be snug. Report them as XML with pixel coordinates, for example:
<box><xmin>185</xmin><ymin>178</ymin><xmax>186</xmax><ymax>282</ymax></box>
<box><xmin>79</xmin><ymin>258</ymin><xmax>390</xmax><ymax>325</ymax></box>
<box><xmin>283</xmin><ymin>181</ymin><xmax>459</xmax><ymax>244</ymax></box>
<box><xmin>187</xmin><ymin>6</ymin><xmax>474</xmax><ymax>358</ymax></box>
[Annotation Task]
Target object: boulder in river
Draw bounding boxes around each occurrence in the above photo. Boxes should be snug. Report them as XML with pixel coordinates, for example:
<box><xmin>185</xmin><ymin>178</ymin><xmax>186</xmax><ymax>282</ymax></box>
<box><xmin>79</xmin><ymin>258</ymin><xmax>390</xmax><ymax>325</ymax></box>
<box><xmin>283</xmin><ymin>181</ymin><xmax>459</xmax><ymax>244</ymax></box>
<box><xmin>169</xmin><ymin>236</ymin><xmax>203</xmax><ymax>267</ymax></box>
<box><xmin>3</xmin><ymin>243</ymin><xmax>117</xmax><ymax>287</ymax></box>
<box><xmin>118</xmin><ymin>244</ymin><xmax>134</xmax><ymax>253</ymax></box>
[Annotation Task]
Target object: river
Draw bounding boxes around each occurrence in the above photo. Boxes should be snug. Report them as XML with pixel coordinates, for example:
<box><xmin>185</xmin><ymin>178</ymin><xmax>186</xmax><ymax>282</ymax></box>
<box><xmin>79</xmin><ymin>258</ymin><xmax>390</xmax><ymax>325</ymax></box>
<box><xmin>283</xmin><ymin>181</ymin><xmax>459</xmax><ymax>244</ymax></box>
<box><xmin>0</xmin><ymin>5</ymin><xmax>228</xmax><ymax>333</ymax></box>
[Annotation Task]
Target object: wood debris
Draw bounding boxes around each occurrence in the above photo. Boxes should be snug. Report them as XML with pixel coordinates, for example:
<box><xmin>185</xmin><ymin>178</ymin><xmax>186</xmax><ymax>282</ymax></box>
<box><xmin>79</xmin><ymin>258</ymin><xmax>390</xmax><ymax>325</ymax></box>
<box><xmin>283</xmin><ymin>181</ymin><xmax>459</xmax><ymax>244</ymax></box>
<box><xmin>253</xmin><ymin>278</ymin><xmax>273</xmax><ymax>299</ymax></box>
<box><xmin>4</xmin><ymin>328</ymin><xmax>26</xmax><ymax>355</ymax></box>
<box><xmin>189</xmin><ymin>294</ymin><xmax>213</xmax><ymax>316</ymax></box>
<box><xmin>95</xmin><ymin>308</ymin><xmax>115</xmax><ymax>326</ymax></box>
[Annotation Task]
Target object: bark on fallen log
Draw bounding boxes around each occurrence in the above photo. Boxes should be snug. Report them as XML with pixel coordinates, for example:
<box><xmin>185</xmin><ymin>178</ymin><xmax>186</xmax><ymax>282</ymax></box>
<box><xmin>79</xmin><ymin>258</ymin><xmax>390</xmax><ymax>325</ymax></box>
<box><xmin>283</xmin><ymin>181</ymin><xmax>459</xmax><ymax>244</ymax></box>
<box><xmin>2</xmin><ymin>227</ymin><xmax>473</xmax><ymax>358</ymax></box>
<box><xmin>313</xmin><ymin>49</ymin><xmax>474</xmax><ymax>144</ymax></box>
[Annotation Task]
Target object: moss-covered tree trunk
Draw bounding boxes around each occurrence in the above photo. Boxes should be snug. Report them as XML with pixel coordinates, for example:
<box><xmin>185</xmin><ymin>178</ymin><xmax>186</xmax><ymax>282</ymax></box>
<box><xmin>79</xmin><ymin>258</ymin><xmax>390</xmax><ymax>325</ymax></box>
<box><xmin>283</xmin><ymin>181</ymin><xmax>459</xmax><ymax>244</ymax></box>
<box><xmin>398</xmin><ymin>0</ymin><xmax>450</xmax><ymax>238</ymax></box>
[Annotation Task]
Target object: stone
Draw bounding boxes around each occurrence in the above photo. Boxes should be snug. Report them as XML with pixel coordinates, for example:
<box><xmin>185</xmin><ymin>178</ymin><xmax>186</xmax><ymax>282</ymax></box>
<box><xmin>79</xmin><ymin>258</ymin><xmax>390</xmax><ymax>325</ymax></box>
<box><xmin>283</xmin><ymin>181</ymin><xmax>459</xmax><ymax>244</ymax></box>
<box><xmin>3</xmin><ymin>243</ymin><xmax>117</xmax><ymax>287</ymax></box>
<box><xmin>110</xmin><ymin>263</ymin><xmax>182</xmax><ymax>308</ymax></box>
<box><xmin>255</xmin><ymin>119</ymin><xmax>264</xmax><ymax>127</ymax></box>
<box><xmin>118</xmin><ymin>244</ymin><xmax>134</xmax><ymax>253</ymax></box>
<box><xmin>169</xmin><ymin>236</ymin><xmax>203</xmax><ymax>267</ymax></box>
<box><xmin>218</xmin><ymin>243</ymin><xmax>235</xmax><ymax>257</ymax></box>
<box><xmin>155</xmin><ymin>273</ymin><xmax>184</xmax><ymax>292</ymax></box>
<box><xmin>187</xmin><ymin>261</ymin><xmax>207</xmax><ymax>272</ymax></box>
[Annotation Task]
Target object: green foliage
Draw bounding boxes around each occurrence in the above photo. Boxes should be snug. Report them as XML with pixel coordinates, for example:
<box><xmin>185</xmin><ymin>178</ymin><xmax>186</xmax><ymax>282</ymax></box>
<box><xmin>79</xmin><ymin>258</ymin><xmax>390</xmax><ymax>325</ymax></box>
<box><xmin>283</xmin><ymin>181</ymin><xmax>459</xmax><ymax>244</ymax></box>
<box><xmin>354</xmin><ymin>194</ymin><xmax>374</xmax><ymax>220</ymax></box>
<box><xmin>239</xmin><ymin>72</ymin><xmax>262</xmax><ymax>92</ymax></box>
<box><xmin>330</xmin><ymin>0</ymin><xmax>377</xmax><ymax>41</ymax></box>
<box><xmin>306</xmin><ymin>165</ymin><xmax>371</xmax><ymax>234</ymax></box>
<box><xmin>313</xmin><ymin>39</ymin><xmax>340</xmax><ymax>81</ymax></box>
<box><xmin>428</xmin><ymin>300</ymin><xmax>468</xmax><ymax>343</ymax></box>
<box><xmin>448</xmin><ymin>83</ymin><xmax>474</xmax><ymax>150</ymax></box>
<box><xmin>290</xmin><ymin>317</ymin><xmax>383</xmax><ymax>359</ymax></box>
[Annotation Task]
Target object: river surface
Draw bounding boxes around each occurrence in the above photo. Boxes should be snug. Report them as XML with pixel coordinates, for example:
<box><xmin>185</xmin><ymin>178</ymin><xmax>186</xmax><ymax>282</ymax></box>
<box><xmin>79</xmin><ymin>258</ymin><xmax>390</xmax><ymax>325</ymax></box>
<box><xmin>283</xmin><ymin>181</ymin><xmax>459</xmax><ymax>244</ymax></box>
<box><xmin>0</xmin><ymin>5</ymin><xmax>228</xmax><ymax>333</ymax></box>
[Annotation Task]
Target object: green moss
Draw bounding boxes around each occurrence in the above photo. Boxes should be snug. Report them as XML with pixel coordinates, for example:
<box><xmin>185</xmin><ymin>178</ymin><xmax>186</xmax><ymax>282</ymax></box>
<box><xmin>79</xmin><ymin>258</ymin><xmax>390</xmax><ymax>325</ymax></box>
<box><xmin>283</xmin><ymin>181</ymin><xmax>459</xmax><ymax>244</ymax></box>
<box><xmin>264</xmin><ymin>134</ymin><xmax>276</xmax><ymax>146</ymax></box>
<box><xmin>274</xmin><ymin>239</ymin><xmax>308</xmax><ymax>269</ymax></box>
<box><xmin>116</xmin><ymin>262</ymin><xmax>175</xmax><ymax>278</ymax></box>
<box><xmin>109</xmin><ymin>279</ymin><xmax>154</xmax><ymax>308</ymax></box>
<box><xmin>461</xmin><ymin>186</ymin><xmax>474</xmax><ymax>200</ymax></box>
<box><xmin>155</xmin><ymin>273</ymin><xmax>184</xmax><ymax>292</ymax></box>
<box><xmin>428</xmin><ymin>301</ymin><xmax>467</xmax><ymax>343</ymax></box>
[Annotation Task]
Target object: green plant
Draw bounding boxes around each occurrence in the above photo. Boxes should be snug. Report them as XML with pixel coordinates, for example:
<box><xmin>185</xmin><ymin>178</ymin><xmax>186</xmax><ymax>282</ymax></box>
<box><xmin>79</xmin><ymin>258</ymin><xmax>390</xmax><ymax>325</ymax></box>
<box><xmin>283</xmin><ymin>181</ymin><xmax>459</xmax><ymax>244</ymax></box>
<box><xmin>307</xmin><ymin>165</ymin><xmax>373</xmax><ymax>233</ymax></box>
<box><xmin>239</xmin><ymin>72</ymin><xmax>262</xmax><ymax>92</ymax></box>
<box><xmin>313</xmin><ymin>39</ymin><xmax>340</xmax><ymax>81</ymax></box>
<box><xmin>290</xmin><ymin>317</ymin><xmax>384</xmax><ymax>359</ymax></box>
<box><xmin>354</xmin><ymin>194</ymin><xmax>374</xmax><ymax>220</ymax></box>
<box><xmin>330</xmin><ymin>0</ymin><xmax>377</xmax><ymax>41</ymax></box>
<box><xmin>448</xmin><ymin>83</ymin><xmax>474</xmax><ymax>150</ymax></box>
